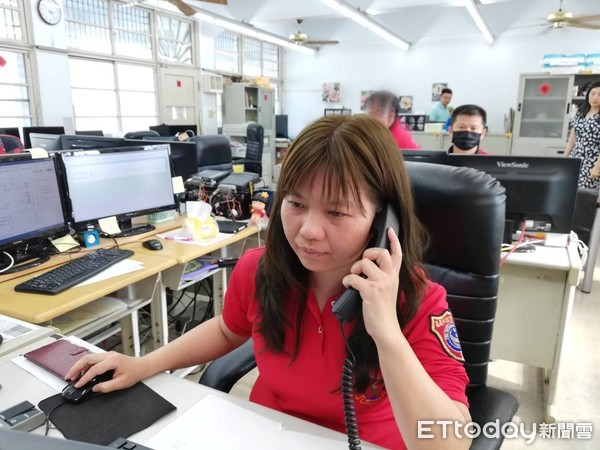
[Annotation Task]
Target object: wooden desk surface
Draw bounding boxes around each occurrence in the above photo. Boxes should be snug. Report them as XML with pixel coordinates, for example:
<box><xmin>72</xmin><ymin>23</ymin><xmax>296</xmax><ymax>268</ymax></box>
<box><xmin>0</xmin><ymin>251</ymin><xmax>176</xmax><ymax>324</ymax></box>
<box><xmin>129</xmin><ymin>225</ymin><xmax>260</xmax><ymax>264</ymax></box>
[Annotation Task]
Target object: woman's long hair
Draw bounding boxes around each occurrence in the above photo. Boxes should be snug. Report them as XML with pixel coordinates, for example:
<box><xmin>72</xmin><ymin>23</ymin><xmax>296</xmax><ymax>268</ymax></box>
<box><xmin>579</xmin><ymin>81</ymin><xmax>600</xmax><ymax>117</ymax></box>
<box><xmin>255</xmin><ymin>114</ymin><xmax>429</xmax><ymax>392</ymax></box>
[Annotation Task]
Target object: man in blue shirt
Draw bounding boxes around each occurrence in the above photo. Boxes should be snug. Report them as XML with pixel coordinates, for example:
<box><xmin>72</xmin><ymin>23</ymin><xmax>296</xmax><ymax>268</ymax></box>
<box><xmin>430</xmin><ymin>88</ymin><xmax>453</xmax><ymax>123</ymax></box>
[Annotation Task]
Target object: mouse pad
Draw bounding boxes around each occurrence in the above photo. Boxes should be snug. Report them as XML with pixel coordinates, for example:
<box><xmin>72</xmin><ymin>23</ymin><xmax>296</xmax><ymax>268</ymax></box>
<box><xmin>38</xmin><ymin>382</ymin><xmax>176</xmax><ymax>445</ymax></box>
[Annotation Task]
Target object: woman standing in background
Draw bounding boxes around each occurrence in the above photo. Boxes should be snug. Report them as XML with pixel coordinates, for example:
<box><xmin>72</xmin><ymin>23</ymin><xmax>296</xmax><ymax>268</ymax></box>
<box><xmin>565</xmin><ymin>81</ymin><xmax>600</xmax><ymax>189</ymax></box>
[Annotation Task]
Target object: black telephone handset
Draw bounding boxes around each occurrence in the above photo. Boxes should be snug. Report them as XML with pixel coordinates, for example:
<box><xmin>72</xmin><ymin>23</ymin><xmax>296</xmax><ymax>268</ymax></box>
<box><xmin>332</xmin><ymin>204</ymin><xmax>400</xmax><ymax>322</ymax></box>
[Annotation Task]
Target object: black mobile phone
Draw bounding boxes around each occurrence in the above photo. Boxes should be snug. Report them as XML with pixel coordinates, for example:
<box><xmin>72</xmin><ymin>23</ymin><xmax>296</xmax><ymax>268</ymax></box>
<box><xmin>332</xmin><ymin>204</ymin><xmax>400</xmax><ymax>322</ymax></box>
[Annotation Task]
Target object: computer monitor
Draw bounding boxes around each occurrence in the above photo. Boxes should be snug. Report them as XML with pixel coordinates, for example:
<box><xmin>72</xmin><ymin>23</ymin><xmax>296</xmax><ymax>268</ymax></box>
<box><xmin>0</xmin><ymin>157</ymin><xmax>69</xmax><ymax>273</ymax></box>
<box><xmin>124</xmin><ymin>139</ymin><xmax>197</xmax><ymax>181</ymax></box>
<box><xmin>401</xmin><ymin>150</ymin><xmax>447</xmax><ymax>165</ymax></box>
<box><xmin>0</xmin><ymin>127</ymin><xmax>21</xmax><ymax>139</ymax></box>
<box><xmin>149</xmin><ymin>124</ymin><xmax>197</xmax><ymax>137</ymax></box>
<box><xmin>22</xmin><ymin>126</ymin><xmax>65</xmax><ymax>149</ymax></box>
<box><xmin>75</xmin><ymin>130</ymin><xmax>104</xmax><ymax>136</ymax></box>
<box><xmin>275</xmin><ymin>115</ymin><xmax>288</xmax><ymax>138</ymax></box>
<box><xmin>60</xmin><ymin>135</ymin><xmax>125</xmax><ymax>150</ymax></box>
<box><xmin>60</xmin><ymin>145</ymin><xmax>177</xmax><ymax>236</ymax></box>
<box><xmin>447</xmin><ymin>154</ymin><xmax>581</xmax><ymax>236</ymax></box>
<box><xmin>0</xmin><ymin>428</ymin><xmax>113</xmax><ymax>450</ymax></box>
<box><xmin>29</xmin><ymin>133</ymin><xmax>63</xmax><ymax>151</ymax></box>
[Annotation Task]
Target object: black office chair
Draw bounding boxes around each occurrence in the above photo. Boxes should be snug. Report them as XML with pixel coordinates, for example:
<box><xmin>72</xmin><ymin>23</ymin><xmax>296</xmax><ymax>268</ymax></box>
<box><xmin>0</xmin><ymin>135</ymin><xmax>24</xmax><ymax>153</ymax></box>
<box><xmin>573</xmin><ymin>188</ymin><xmax>598</xmax><ymax>247</ymax></box>
<box><xmin>190</xmin><ymin>135</ymin><xmax>234</xmax><ymax>175</ymax></box>
<box><xmin>199</xmin><ymin>163</ymin><xmax>518</xmax><ymax>450</ymax></box>
<box><xmin>233</xmin><ymin>123</ymin><xmax>264</xmax><ymax>177</ymax></box>
<box><xmin>124</xmin><ymin>130</ymin><xmax>160</xmax><ymax>139</ymax></box>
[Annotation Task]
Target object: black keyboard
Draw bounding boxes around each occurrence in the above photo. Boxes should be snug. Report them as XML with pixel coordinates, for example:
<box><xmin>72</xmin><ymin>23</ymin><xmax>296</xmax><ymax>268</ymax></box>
<box><xmin>14</xmin><ymin>248</ymin><xmax>134</xmax><ymax>295</ymax></box>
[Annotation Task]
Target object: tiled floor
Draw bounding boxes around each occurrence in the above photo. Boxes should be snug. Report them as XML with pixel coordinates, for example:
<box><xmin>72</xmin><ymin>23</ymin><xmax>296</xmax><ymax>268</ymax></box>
<box><xmin>206</xmin><ymin>261</ymin><xmax>600</xmax><ymax>449</ymax></box>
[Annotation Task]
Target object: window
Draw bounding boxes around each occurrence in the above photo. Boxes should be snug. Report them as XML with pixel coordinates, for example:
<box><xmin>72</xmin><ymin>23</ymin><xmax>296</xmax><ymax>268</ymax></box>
<box><xmin>65</xmin><ymin>0</ymin><xmax>111</xmax><ymax>54</ymax></box>
<box><xmin>262</xmin><ymin>43</ymin><xmax>279</xmax><ymax>79</ymax></box>
<box><xmin>0</xmin><ymin>0</ymin><xmax>23</xmax><ymax>41</ymax></box>
<box><xmin>215</xmin><ymin>31</ymin><xmax>239</xmax><ymax>73</ymax></box>
<box><xmin>0</xmin><ymin>50</ymin><xmax>32</xmax><ymax>128</ymax></box>
<box><xmin>69</xmin><ymin>58</ymin><xmax>157</xmax><ymax>133</ymax></box>
<box><xmin>242</xmin><ymin>37</ymin><xmax>261</xmax><ymax>77</ymax></box>
<box><xmin>113</xmin><ymin>2</ymin><xmax>152</xmax><ymax>59</ymax></box>
<box><xmin>157</xmin><ymin>14</ymin><xmax>193</xmax><ymax>65</ymax></box>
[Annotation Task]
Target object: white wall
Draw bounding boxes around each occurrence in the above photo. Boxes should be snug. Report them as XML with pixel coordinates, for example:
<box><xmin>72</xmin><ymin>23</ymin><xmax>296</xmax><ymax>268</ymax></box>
<box><xmin>281</xmin><ymin>25</ymin><xmax>599</xmax><ymax>138</ymax></box>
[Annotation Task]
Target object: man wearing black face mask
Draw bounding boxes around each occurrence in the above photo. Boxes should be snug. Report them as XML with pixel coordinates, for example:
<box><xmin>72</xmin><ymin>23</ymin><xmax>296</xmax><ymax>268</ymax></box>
<box><xmin>448</xmin><ymin>104</ymin><xmax>489</xmax><ymax>155</ymax></box>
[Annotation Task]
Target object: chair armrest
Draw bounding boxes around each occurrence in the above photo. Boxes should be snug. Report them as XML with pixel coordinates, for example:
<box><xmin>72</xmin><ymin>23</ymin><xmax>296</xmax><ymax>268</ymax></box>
<box><xmin>198</xmin><ymin>339</ymin><xmax>256</xmax><ymax>393</ymax></box>
<box><xmin>467</xmin><ymin>385</ymin><xmax>519</xmax><ymax>450</ymax></box>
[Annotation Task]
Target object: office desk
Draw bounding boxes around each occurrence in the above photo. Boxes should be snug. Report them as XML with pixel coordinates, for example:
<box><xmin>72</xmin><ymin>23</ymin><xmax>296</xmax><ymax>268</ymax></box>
<box><xmin>129</xmin><ymin>225</ymin><xmax>260</xmax><ymax>316</ymax></box>
<box><xmin>0</xmin><ymin>337</ymin><xmax>381</xmax><ymax>449</ymax></box>
<box><xmin>492</xmin><ymin>242</ymin><xmax>581</xmax><ymax>422</ymax></box>
<box><xmin>0</xmin><ymin>251</ymin><xmax>176</xmax><ymax>356</ymax></box>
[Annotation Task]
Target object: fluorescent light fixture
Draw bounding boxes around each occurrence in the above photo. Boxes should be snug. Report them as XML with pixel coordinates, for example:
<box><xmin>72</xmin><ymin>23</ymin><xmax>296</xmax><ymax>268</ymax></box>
<box><xmin>193</xmin><ymin>9</ymin><xmax>315</xmax><ymax>55</ymax></box>
<box><xmin>464</xmin><ymin>0</ymin><xmax>494</xmax><ymax>44</ymax></box>
<box><xmin>320</xmin><ymin>0</ymin><xmax>410</xmax><ymax>50</ymax></box>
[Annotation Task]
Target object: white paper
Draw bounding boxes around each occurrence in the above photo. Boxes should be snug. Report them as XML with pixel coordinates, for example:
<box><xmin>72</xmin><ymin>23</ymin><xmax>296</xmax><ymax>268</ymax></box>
<box><xmin>27</xmin><ymin>147</ymin><xmax>49</xmax><ymax>159</ymax></box>
<box><xmin>75</xmin><ymin>259</ymin><xmax>144</xmax><ymax>286</ymax></box>
<box><xmin>12</xmin><ymin>336</ymin><xmax>104</xmax><ymax>391</ymax></box>
<box><xmin>144</xmin><ymin>394</ymin><xmax>343</xmax><ymax>450</ymax></box>
<box><xmin>0</xmin><ymin>313</ymin><xmax>41</xmax><ymax>343</ymax></box>
<box><xmin>98</xmin><ymin>216</ymin><xmax>121</xmax><ymax>235</ymax></box>
<box><xmin>172</xmin><ymin>176</ymin><xmax>185</xmax><ymax>194</ymax></box>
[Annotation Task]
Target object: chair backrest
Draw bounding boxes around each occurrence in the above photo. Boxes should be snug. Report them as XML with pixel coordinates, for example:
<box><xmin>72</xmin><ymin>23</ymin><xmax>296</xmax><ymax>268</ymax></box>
<box><xmin>573</xmin><ymin>188</ymin><xmax>598</xmax><ymax>246</ymax></box>
<box><xmin>0</xmin><ymin>135</ymin><xmax>24</xmax><ymax>153</ymax></box>
<box><xmin>405</xmin><ymin>162</ymin><xmax>506</xmax><ymax>387</ymax></box>
<box><xmin>190</xmin><ymin>135</ymin><xmax>233</xmax><ymax>173</ymax></box>
<box><xmin>124</xmin><ymin>130</ymin><xmax>160</xmax><ymax>139</ymax></box>
<box><xmin>244</xmin><ymin>123</ymin><xmax>264</xmax><ymax>176</ymax></box>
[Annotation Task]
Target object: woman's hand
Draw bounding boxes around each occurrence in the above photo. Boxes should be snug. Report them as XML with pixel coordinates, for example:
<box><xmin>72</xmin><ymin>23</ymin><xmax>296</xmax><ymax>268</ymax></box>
<box><xmin>342</xmin><ymin>227</ymin><xmax>403</xmax><ymax>341</ymax></box>
<box><xmin>590</xmin><ymin>165</ymin><xmax>600</xmax><ymax>181</ymax></box>
<box><xmin>65</xmin><ymin>351</ymin><xmax>147</xmax><ymax>394</ymax></box>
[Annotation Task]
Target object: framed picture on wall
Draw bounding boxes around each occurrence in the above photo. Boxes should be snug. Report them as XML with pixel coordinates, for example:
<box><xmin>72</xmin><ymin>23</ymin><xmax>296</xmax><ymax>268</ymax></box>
<box><xmin>360</xmin><ymin>90</ymin><xmax>375</xmax><ymax>110</ymax></box>
<box><xmin>322</xmin><ymin>82</ymin><xmax>341</xmax><ymax>102</ymax></box>
<box><xmin>431</xmin><ymin>83</ymin><xmax>448</xmax><ymax>101</ymax></box>
<box><xmin>398</xmin><ymin>96</ymin><xmax>413</xmax><ymax>113</ymax></box>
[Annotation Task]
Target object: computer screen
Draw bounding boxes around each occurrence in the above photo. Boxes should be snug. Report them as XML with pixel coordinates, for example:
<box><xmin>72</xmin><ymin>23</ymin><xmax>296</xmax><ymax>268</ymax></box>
<box><xmin>29</xmin><ymin>133</ymin><xmax>63</xmax><ymax>151</ymax></box>
<box><xmin>0</xmin><ymin>157</ymin><xmax>68</xmax><ymax>272</ymax></box>
<box><xmin>275</xmin><ymin>115</ymin><xmax>288</xmax><ymax>138</ymax></box>
<box><xmin>22</xmin><ymin>126</ymin><xmax>65</xmax><ymax>149</ymax></box>
<box><xmin>124</xmin><ymin>139</ymin><xmax>197</xmax><ymax>181</ymax></box>
<box><xmin>60</xmin><ymin>145</ymin><xmax>177</xmax><ymax>236</ymax></box>
<box><xmin>447</xmin><ymin>154</ymin><xmax>581</xmax><ymax>235</ymax></box>
<box><xmin>0</xmin><ymin>127</ymin><xmax>21</xmax><ymax>139</ymax></box>
<box><xmin>401</xmin><ymin>150</ymin><xmax>447</xmax><ymax>165</ymax></box>
<box><xmin>75</xmin><ymin>130</ymin><xmax>104</xmax><ymax>136</ymax></box>
<box><xmin>60</xmin><ymin>135</ymin><xmax>125</xmax><ymax>150</ymax></box>
<box><xmin>149</xmin><ymin>124</ymin><xmax>197</xmax><ymax>137</ymax></box>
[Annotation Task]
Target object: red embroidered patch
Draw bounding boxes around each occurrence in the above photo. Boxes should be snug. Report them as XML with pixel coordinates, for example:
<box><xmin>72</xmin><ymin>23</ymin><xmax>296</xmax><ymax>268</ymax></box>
<box><xmin>430</xmin><ymin>310</ymin><xmax>464</xmax><ymax>362</ymax></box>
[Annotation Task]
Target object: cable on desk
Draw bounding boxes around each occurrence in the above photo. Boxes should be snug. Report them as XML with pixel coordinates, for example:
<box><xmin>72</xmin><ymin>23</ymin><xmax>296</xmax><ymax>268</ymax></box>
<box><xmin>44</xmin><ymin>399</ymin><xmax>66</xmax><ymax>436</ymax></box>
<box><xmin>500</xmin><ymin>220</ymin><xmax>526</xmax><ymax>267</ymax></box>
<box><xmin>0</xmin><ymin>251</ymin><xmax>15</xmax><ymax>273</ymax></box>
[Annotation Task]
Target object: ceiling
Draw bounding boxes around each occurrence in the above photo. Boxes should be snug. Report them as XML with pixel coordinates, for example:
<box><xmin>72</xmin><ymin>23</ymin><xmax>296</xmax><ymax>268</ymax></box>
<box><xmin>180</xmin><ymin>0</ymin><xmax>600</xmax><ymax>46</ymax></box>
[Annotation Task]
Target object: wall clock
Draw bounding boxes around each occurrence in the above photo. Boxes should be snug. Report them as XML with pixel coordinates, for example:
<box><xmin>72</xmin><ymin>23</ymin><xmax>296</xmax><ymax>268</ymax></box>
<box><xmin>37</xmin><ymin>0</ymin><xmax>62</xmax><ymax>26</ymax></box>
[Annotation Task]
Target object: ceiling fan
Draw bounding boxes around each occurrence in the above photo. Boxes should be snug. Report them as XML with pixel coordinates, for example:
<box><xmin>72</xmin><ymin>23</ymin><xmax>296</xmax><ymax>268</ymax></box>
<box><xmin>167</xmin><ymin>0</ymin><xmax>227</xmax><ymax>17</ymax></box>
<box><xmin>288</xmin><ymin>19</ymin><xmax>339</xmax><ymax>47</ymax></box>
<box><xmin>546</xmin><ymin>0</ymin><xmax>600</xmax><ymax>29</ymax></box>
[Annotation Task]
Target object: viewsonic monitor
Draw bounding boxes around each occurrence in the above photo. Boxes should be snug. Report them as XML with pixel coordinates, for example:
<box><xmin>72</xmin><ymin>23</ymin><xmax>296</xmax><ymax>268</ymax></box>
<box><xmin>22</xmin><ymin>126</ymin><xmax>65</xmax><ymax>149</ymax></box>
<box><xmin>29</xmin><ymin>133</ymin><xmax>63</xmax><ymax>151</ymax></box>
<box><xmin>124</xmin><ymin>139</ymin><xmax>197</xmax><ymax>181</ymax></box>
<box><xmin>447</xmin><ymin>155</ymin><xmax>581</xmax><ymax>235</ymax></box>
<box><xmin>0</xmin><ymin>157</ymin><xmax>68</xmax><ymax>273</ymax></box>
<box><xmin>60</xmin><ymin>135</ymin><xmax>125</xmax><ymax>150</ymax></box>
<box><xmin>60</xmin><ymin>145</ymin><xmax>177</xmax><ymax>236</ymax></box>
<box><xmin>401</xmin><ymin>150</ymin><xmax>447</xmax><ymax>165</ymax></box>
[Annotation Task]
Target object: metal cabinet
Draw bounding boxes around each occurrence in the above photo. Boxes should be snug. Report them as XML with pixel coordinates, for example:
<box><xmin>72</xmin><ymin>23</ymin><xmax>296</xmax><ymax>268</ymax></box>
<box><xmin>512</xmin><ymin>74</ymin><xmax>573</xmax><ymax>156</ymax></box>
<box><xmin>223</xmin><ymin>83</ymin><xmax>274</xmax><ymax>131</ymax></box>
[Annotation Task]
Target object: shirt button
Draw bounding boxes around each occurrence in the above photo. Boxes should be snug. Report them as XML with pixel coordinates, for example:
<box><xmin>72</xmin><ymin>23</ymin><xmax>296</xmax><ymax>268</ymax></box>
<box><xmin>318</xmin><ymin>326</ymin><xmax>323</xmax><ymax>334</ymax></box>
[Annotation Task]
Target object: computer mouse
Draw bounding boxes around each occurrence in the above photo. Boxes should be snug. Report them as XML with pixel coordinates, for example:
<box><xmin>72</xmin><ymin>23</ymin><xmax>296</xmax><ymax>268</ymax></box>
<box><xmin>62</xmin><ymin>370</ymin><xmax>114</xmax><ymax>403</ymax></box>
<box><xmin>142</xmin><ymin>239</ymin><xmax>163</xmax><ymax>251</ymax></box>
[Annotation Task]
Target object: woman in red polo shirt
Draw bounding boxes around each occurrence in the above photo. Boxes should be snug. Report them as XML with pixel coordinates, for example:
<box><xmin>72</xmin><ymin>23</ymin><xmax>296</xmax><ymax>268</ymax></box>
<box><xmin>68</xmin><ymin>115</ymin><xmax>471</xmax><ymax>450</ymax></box>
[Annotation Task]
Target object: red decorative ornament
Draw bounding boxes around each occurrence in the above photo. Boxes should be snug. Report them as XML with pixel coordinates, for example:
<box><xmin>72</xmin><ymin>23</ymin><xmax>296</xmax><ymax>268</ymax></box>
<box><xmin>0</xmin><ymin>55</ymin><xmax>7</xmax><ymax>67</ymax></box>
<box><xmin>539</xmin><ymin>83</ymin><xmax>552</xmax><ymax>95</ymax></box>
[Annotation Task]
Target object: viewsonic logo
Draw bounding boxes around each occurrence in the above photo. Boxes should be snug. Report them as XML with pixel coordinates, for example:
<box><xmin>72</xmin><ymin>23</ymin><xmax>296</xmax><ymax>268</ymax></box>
<box><xmin>497</xmin><ymin>161</ymin><xmax>529</xmax><ymax>169</ymax></box>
